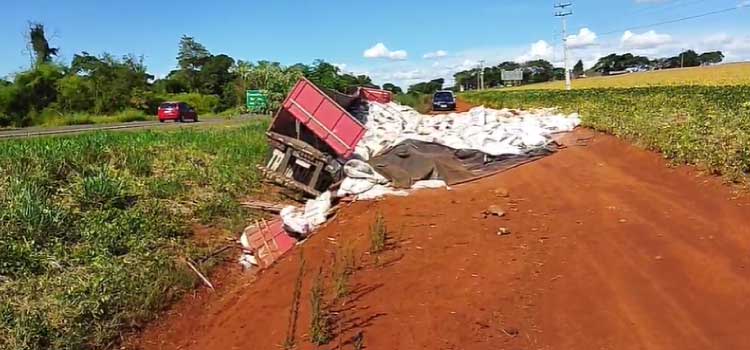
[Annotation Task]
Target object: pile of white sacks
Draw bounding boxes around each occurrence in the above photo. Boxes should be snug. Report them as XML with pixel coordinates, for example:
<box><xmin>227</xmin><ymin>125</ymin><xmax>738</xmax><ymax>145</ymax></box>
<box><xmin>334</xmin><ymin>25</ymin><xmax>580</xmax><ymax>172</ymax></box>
<box><xmin>280</xmin><ymin>102</ymin><xmax>581</xmax><ymax>236</ymax></box>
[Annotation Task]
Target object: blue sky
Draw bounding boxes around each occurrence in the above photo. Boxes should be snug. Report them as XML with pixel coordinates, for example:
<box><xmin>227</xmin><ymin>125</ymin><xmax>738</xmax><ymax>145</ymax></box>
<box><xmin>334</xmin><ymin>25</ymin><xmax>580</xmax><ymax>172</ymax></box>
<box><xmin>2</xmin><ymin>0</ymin><xmax>749</xmax><ymax>87</ymax></box>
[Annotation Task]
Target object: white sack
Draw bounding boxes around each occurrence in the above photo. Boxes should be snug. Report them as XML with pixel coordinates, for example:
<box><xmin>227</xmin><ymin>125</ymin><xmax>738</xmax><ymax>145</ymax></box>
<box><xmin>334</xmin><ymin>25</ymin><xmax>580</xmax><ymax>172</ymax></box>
<box><xmin>338</xmin><ymin>177</ymin><xmax>376</xmax><ymax>197</ymax></box>
<box><xmin>280</xmin><ymin>206</ymin><xmax>311</xmax><ymax>236</ymax></box>
<box><xmin>304</xmin><ymin>191</ymin><xmax>331</xmax><ymax>226</ymax></box>
<box><xmin>411</xmin><ymin>180</ymin><xmax>448</xmax><ymax>190</ymax></box>
<box><xmin>343</xmin><ymin>102</ymin><xmax>580</xmax><ymax>202</ymax></box>
<box><xmin>343</xmin><ymin>160</ymin><xmax>388</xmax><ymax>183</ymax></box>
<box><xmin>280</xmin><ymin>191</ymin><xmax>332</xmax><ymax>236</ymax></box>
<box><xmin>355</xmin><ymin>185</ymin><xmax>409</xmax><ymax>201</ymax></box>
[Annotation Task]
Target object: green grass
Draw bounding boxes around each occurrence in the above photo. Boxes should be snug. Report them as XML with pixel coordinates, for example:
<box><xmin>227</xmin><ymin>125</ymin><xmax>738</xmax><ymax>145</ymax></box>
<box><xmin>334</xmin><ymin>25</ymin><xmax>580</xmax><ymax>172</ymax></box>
<box><xmin>369</xmin><ymin>213</ymin><xmax>387</xmax><ymax>254</ymax></box>
<box><xmin>309</xmin><ymin>268</ymin><xmax>331</xmax><ymax>346</ymax></box>
<box><xmin>395</xmin><ymin>93</ymin><xmax>432</xmax><ymax>113</ymax></box>
<box><xmin>37</xmin><ymin>109</ymin><xmax>153</xmax><ymax>127</ymax></box>
<box><xmin>332</xmin><ymin>246</ymin><xmax>355</xmax><ymax>300</ymax></box>
<box><xmin>0</xmin><ymin>118</ymin><xmax>269</xmax><ymax>349</ymax></box>
<box><xmin>462</xmin><ymin>86</ymin><xmax>750</xmax><ymax>182</ymax></box>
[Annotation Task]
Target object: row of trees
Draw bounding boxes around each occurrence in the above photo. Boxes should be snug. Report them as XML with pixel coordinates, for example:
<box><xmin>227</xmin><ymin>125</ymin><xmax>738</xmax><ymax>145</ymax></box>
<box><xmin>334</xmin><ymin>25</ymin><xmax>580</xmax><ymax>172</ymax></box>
<box><xmin>453</xmin><ymin>59</ymin><xmax>561</xmax><ymax>91</ymax></box>
<box><xmin>0</xmin><ymin>24</ymin><xmax>392</xmax><ymax>127</ymax></box>
<box><xmin>446</xmin><ymin>49</ymin><xmax>725</xmax><ymax>91</ymax></box>
<box><xmin>591</xmin><ymin>50</ymin><xmax>723</xmax><ymax>74</ymax></box>
<box><xmin>392</xmin><ymin>47</ymin><xmax>726</xmax><ymax>95</ymax></box>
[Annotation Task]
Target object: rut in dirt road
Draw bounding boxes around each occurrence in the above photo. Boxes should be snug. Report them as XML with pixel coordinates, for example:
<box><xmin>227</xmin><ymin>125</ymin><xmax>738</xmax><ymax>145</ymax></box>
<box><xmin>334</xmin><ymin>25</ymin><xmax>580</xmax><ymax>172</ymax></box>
<box><xmin>129</xmin><ymin>128</ymin><xmax>750</xmax><ymax>350</ymax></box>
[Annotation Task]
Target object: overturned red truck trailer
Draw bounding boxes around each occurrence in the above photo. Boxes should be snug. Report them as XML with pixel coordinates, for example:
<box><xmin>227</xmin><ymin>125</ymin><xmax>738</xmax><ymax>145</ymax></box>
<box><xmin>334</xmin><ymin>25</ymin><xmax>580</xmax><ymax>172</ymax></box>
<box><xmin>259</xmin><ymin>78</ymin><xmax>392</xmax><ymax>196</ymax></box>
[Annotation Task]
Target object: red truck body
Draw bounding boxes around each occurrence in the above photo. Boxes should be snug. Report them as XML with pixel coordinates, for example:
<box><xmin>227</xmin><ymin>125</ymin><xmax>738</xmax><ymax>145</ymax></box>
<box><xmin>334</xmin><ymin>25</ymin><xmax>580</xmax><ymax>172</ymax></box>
<box><xmin>359</xmin><ymin>87</ymin><xmax>393</xmax><ymax>104</ymax></box>
<box><xmin>274</xmin><ymin>78</ymin><xmax>366</xmax><ymax>159</ymax></box>
<box><xmin>262</xmin><ymin>79</ymin><xmax>393</xmax><ymax>197</ymax></box>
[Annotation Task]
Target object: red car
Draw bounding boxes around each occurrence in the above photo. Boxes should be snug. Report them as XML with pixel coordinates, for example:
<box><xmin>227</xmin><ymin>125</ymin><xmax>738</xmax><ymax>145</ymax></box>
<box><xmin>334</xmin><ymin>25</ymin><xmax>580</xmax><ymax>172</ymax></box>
<box><xmin>158</xmin><ymin>102</ymin><xmax>199</xmax><ymax>122</ymax></box>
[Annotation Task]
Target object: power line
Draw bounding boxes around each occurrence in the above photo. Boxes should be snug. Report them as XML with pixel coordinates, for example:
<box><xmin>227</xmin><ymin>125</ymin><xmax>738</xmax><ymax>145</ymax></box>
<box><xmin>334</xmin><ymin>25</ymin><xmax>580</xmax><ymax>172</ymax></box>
<box><xmin>599</xmin><ymin>3</ymin><xmax>749</xmax><ymax>36</ymax></box>
<box><xmin>627</xmin><ymin>0</ymin><xmax>709</xmax><ymax>16</ymax></box>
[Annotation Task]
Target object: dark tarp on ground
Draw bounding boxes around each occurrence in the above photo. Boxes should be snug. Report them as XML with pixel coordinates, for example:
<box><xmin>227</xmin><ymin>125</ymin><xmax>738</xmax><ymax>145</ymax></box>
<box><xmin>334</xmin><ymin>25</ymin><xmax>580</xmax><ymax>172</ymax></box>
<box><xmin>368</xmin><ymin>139</ymin><xmax>556</xmax><ymax>188</ymax></box>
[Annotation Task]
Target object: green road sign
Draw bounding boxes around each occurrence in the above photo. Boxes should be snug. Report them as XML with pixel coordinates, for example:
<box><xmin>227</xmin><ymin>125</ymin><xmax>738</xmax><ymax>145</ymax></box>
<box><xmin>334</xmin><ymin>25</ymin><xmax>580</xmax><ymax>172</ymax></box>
<box><xmin>246</xmin><ymin>90</ymin><xmax>268</xmax><ymax>113</ymax></box>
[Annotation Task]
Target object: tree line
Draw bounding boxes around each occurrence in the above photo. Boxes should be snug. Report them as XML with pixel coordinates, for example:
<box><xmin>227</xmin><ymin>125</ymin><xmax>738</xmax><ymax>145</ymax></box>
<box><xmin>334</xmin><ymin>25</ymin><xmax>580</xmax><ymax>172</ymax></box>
<box><xmin>590</xmin><ymin>50</ymin><xmax>723</xmax><ymax>74</ymax></box>
<box><xmin>0</xmin><ymin>23</ymin><xmax>391</xmax><ymax>127</ymax></box>
<box><xmin>446</xmin><ymin>49</ymin><xmax>725</xmax><ymax>92</ymax></box>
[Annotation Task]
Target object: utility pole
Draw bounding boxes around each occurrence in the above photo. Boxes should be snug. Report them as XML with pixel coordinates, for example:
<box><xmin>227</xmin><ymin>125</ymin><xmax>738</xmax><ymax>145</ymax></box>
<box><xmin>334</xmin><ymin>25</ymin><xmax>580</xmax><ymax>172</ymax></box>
<box><xmin>555</xmin><ymin>2</ymin><xmax>573</xmax><ymax>91</ymax></box>
<box><xmin>680</xmin><ymin>48</ymin><xmax>685</xmax><ymax>68</ymax></box>
<box><xmin>478</xmin><ymin>60</ymin><xmax>485</xmax><ymax>90</ymax></box>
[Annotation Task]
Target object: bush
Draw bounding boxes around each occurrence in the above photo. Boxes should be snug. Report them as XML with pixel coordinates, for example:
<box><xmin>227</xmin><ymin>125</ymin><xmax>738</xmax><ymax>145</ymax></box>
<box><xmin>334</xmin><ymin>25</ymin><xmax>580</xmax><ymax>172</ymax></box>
<box><xmin>395</xmin><ymin>93</ymin><xmax>431</xmax><ymax>113</ymax></box>
<box><xmin>34</xmin><ymin>109</ymin><xmax>149</xmax><ymax>127</ymax></box>
<box><xmin>164</xmin><ymin>93</ymin><xmax>220</xmax><ymax>114</ymax></box>
<box><xmin>113</xmin><ymin>109</ymin><xmax>148</xmax><ymax>123</ymax></box>
<box><xmin>73</xmin><ymin>169</ymin><xmax>131</xmax><ymax>210</ymax></box>
<box><xmin>37</xmin><ymin>112</ymin><xmax>95</xmax><ymax>127</ymax></box>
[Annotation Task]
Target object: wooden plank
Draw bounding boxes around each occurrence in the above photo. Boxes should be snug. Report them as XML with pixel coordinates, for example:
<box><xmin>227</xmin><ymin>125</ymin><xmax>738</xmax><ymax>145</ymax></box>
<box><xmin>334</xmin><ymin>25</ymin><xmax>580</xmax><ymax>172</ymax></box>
<box><xmin>241</xmin><ymin>200</ymin><xmax>287</xmax><ymax>214</ymax></box>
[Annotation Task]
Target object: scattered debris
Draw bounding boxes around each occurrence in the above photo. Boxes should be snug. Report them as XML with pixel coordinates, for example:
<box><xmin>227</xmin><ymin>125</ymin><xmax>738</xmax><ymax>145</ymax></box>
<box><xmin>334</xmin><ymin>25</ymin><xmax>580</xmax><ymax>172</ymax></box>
<box><xmin>184</xmin><ymin>259</ymin><xmax>215</xmax><ymax>291</ymax></box>
<box><xmin>494</xmin><ymin>188</ymin><xmax>510</xmax><ymax>198</ymax></box>
<box><xmin>240</xmin><ymin>79</ymin><xmax>580</xmax><ymax>265</ymax></box>
<box><xmin>497</xmin><ymin>227</ymin><xmax>512</xmax><ymax>236</ymax></box>
<box><xmin>239</xmin><ymin>219</ymin><xmax>297</xmax><ymax>269</ymax></box>
<box><xmin>502</xmin><ymin>327</ymin><xmax>520</xmax><ymax>337</ymax></box>
<box><xmin>280</xmin><ymin>192</ymin><xmax>333</xmax><ymax>236</ymax></box>
<box><xmin>197</xmin><ymin>245</ymin><xmax>235</xmax><ymax>264</ymax></box>
<box><xmin>259</xmin><ymin>78</ymin><xmax>579</xmax><ymax>203</ymax></box>
<box><xmin>240</xmin><ymin>199</ymin><xmax>288</xmax><ymax>213</ymax></box>
<box><xmin>484</xmin><ymin>205</ymin><xmax>507</xmax><ymax>217</ymax></box>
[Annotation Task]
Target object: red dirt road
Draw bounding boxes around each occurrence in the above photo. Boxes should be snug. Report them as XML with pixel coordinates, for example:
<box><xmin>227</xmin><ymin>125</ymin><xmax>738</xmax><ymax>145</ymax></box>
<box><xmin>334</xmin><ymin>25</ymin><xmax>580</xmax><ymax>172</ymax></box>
<box><xmin>430</xmin><ymin>98</ymin><xmax>474</xmax><ymax>114</ymax></box>
<box><xmin>129</xmin><ymin>129</ymin><xmax>750</xmax><ymax>350</ymax></box>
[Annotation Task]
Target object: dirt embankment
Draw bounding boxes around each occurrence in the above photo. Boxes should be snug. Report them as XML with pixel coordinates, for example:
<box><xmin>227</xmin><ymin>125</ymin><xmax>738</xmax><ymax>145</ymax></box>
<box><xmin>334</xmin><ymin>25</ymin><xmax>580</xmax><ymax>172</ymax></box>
<box><xmin>129</xmin><ymin>128</ymin><xmax>750</xmax><ymax>350</ymax></box>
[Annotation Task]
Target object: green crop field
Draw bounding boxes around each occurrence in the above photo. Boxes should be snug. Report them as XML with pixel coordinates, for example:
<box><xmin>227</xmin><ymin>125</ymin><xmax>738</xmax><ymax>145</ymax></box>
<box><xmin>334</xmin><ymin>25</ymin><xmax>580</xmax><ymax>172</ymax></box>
<box><xmin>502</xmin><ymin>62</ymin><xmax>750</xmax><ymax>91</ymax></box>
<box><xmin>462</xmin><ymin>86</ymin><xmax>750</xmax><ymax>182</ymax></box>
<box><xmin>0</xmin><ymin>119</ymin><xmax>269</xmax><ymax>349</ymax></box>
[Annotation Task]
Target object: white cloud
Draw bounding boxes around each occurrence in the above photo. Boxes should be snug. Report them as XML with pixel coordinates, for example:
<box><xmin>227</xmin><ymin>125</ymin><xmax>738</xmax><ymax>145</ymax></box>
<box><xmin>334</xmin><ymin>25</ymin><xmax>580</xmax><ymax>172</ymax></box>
<box><xmin>516</xmin><ymin>40</ymin><xmax>554</xmax><ymax>62</ymax></box>
<box><xmin>621</xmin><ymin>30</ymin><xmax>673</xmax><ymax>49</ymax></box>
<box><xmin>390</xmin><ymin>70</ymin><xmax>425</xmax><ymax>80</ymax></box>
<box><xmin>702</xmin><ymin>33</ymin><xmax>734</xmax><ymax>46</ymax></box>
<box><xmin>333</xmin><ymin>63</ymin><xmax>347</xmax><ymax>72</ymax></box>
<box><xmin>423</xmin><ymin>50</ymin><xmax>448</xmax><ymax>59</ymax></box>
<box><xmin>364</xmin><ymin>29</ymin><xmax>750</xmax><ymax>89</ymax></box>
<box><xmin>567</xmin><ymin>28</ymin><xmax>598</xmax><ymax>49</ymax></box>
<box><xmin>449</xmin><ymin>59</ymin><xmax>480</xmax><ymax>71</ymax></box>
<box><xmin>363</xmin><ymin>43</ymin><xmax>408</xmax><ymax>60</ymax></box>
<box><xmin>697</xmin><ymin>33</ymin><xmax>750</xmax><ymax>62</ymax></box>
